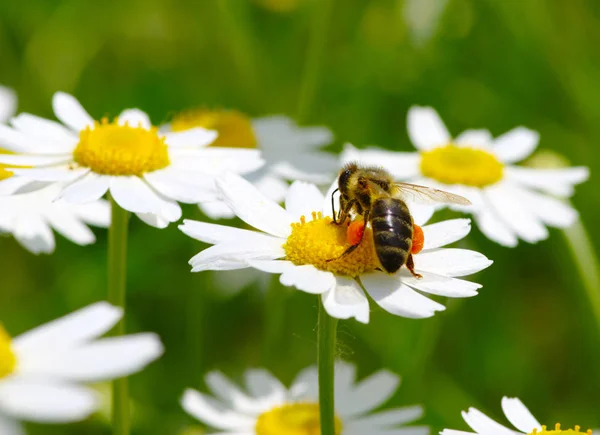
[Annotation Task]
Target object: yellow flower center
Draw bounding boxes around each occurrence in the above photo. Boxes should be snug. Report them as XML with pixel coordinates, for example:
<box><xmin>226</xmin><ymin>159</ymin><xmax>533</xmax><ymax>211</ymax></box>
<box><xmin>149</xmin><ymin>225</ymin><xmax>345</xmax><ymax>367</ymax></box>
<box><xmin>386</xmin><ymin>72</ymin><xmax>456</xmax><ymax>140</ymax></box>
<box><xmin>0</xmin><ymin>325</ymin><xmax>16</xmax><ymax>379</ymax></box>
<box><xmin>283</xmin><ymin>212</ymin><xmax>379</xmax><ymax>278</ymax></box>
<box><xmin>529</xmin><ymin>424</ymin><xmax>592</xmax><ymax>435</ymax></box>
<box><xmin>170</xmin><ymin>109</ymin><xmax>257</xmax><ymax>148</ymax></box>
<box><xmin>73</xmin><ymin>118</ymin><xmax>170</xmax><ymax>176</ymax></box>
<box><xmin>420</xmin><ymin>144</ymin><xmax>504</xmax><ymax>187</ymax></box>
<box><xmin>255</xmin><ymin>403</ymin><xmax>342</xmax><ymax>435</ymax></box>
<box><xmin>0</xmin><ymin>148</ymin><xmax>28</xmax><ymax>180</ymax></box>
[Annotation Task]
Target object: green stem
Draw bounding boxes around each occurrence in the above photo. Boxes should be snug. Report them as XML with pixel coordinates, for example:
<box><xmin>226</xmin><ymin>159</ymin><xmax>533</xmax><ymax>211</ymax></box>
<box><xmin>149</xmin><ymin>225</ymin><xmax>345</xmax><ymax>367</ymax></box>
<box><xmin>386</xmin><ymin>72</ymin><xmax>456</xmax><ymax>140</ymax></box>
<box><xmin>262</xmin><ymin>276</ymin><xmax>289</xmax><ymax>365</ymax></box>
<box><xmin>296</xmin><ymin>0</ymin><xmax>335</xmax><ymax>122</ymax></box>
<box><xmin>107</xmin><ymin>197</ymin><xmax>130</xmax><ymax>435</ymax></box>
<box><xmin>563</xmin><ymin>217</ymin><xmax>600</xmax><ymax>337</ymax></box>
<box><xmin>318</xmin><ymin>300</ymin><xmax>338</xmax><ymax>435</ymax></box>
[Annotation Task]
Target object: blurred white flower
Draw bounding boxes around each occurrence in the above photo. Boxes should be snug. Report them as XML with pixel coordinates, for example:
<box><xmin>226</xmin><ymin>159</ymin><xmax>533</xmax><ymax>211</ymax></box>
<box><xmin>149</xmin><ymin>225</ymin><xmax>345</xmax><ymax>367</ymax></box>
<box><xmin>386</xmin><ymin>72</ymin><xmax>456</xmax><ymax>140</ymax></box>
<box><xmin>0</xmin><ymin>92</ymin><xmax>264</xmax><ymax>228</ymax></box>
<box><xmin>0</xmin><ymin>184</ymin><xmax>109</xmax><ymax>254</ymax></box>
<box><xmin>182</xmin><ymin>362</ymin><xmax>428</xmax><ymax>435</ymax></box>
<box><xmin>442</xmin><ymin>396</ymin><xmax>592</xmax><ymax>435</ymax></box>
<box><xmin>0</xmin><ymin>85</ymin><xmax>17</xmax><ymax>124</ymax></box>
<box><xmin>167</xmin><ymin>110</ymin><xmax>337</xmax><ymax>219</ymax></box>
<box><xmin>180</xmin><ymin>173</ymin><xmax>492</xmax><ymax>324</ymax></box>
<box><xmin>0</xmin><ymin>302</ymin><xmax>163</xmax><ymax>433</ymax></box>
<box><xmin>343</xmin><ymin>106</ymin><xmax>589</xmax><ymax>247</ymax></box>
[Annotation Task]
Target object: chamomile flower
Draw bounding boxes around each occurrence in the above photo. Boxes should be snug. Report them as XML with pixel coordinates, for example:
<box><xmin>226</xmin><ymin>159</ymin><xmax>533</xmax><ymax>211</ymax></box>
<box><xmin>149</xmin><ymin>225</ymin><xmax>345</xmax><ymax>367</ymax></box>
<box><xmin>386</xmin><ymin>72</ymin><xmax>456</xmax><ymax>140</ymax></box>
<box><xmin>0</xmin><ymin>92</ymin><xmax>264</xmax><ymax>228</ymax></box>
<box><xmin>167</xmin><ymin>110</ymin><xmax>337</xmax><ymax>219</ymax></box>
<box><xmin>342</xmin><ymin>107</ymin><xmax>589</xmax><ymax>247</ymax></box>
<box><xmin>180</xmin><ymin>172</ymin><xmax>492</xmax><ymax>324</ymax></box>
<box><xmin>442</xmin><ymin>397</ymin><xmax>593</xmax><ymax>435</ymax></box>
<box><xmin>0</xmin><ymin>302</ymin><xmax>163</xmax><ymax>434</ymax></box>
<box><xmin>181</xmin><ymin>362</ymin><xmax>428</xmax><ymax>435</ymax></box>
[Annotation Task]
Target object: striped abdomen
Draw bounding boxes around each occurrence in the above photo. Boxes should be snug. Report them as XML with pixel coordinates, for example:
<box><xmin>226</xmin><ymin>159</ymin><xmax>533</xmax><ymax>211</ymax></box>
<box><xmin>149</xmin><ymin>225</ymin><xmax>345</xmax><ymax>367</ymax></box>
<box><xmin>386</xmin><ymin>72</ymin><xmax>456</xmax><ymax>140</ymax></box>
<box><xmin>371</xmin><ymin>198</ymin><xmax>413</xmax><ymax>273</ymax></box>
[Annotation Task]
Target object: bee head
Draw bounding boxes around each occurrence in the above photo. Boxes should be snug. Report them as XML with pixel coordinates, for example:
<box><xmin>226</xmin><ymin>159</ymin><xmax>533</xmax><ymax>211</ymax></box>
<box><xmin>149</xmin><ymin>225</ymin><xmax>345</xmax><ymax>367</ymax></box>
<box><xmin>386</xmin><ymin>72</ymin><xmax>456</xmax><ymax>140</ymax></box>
<box><xmin>338</xmin><ymin>162</ymin><xmax>358</xmax><ymax>195</ymax></box>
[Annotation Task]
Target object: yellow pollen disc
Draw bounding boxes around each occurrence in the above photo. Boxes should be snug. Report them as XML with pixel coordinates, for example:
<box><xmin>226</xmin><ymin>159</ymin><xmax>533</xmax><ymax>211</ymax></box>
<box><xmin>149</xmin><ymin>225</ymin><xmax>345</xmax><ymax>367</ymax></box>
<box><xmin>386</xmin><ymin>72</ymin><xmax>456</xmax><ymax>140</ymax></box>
<box><xmin>73</xmin><ymin>117</ymin><xmax>170</xmax><ymax>176</ymax></box>
<box><xmin>529</xmin><ymin>424</ymin><xmax>592</xmax><ymax>435</ymax></box>
<box><xmin>0</xmin><ymin>324</ymin><xmax>16</xmax><ymax>379</ymax></box>
<box><xmin>255</xmin><ymin>403</ymin><xmax>342</xmax><ymax>435</ymax></box>
<box><xmin>170</xmin><ymin>108</ymin><xmax>257</xmax><ymax>149</ymax></box>
<box><xmin>283</xmin><ymin>212</ymin><xmax>379</xmax><ymax>278</ymax></box>
<box><xmin>420</xmin><ymin>144</ymin><xmax>504</xmax><ymax>187</ymax></box>
<box><xmin>0</xmin><ymin>148</ymin><xmax>29</xmax><ymax>180</ymax></box>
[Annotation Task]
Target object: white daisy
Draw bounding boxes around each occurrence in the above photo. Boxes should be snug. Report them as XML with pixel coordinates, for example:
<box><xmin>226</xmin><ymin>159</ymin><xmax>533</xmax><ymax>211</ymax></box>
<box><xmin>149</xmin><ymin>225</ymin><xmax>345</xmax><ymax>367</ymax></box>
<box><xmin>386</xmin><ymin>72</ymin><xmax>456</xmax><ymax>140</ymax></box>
<box><xmin>179</xmin><ymin>172</ymin><xmax>492</xmax><ymax>324</ymax></box>
<box><xmin>342</xmin><ymin>106</ymin><xmax>590</xmax><ymax>247</ymax></box>
<box><xmin>167</xmin><ymin>110</ymin><xmax>337</xmax><ymax>219</ymax></box>
<box><xmin>0</xmin><ymin>183</ymin><xmax>110</xmax><ymax>254</ymax></box>
<box><xmin>181</xmin><ymin>362</ymin><xmax>428</xmax><ymax>435</ymax></box>
<box><xmin>0</xmin><ymin>92</ymin><xmax>264</xmax><ymax>228</ymax></box>
<box><xmin>442</xmin><ymin>396</ymin><xmax>593</xmax><ymax>435</ymax></box>
<box><xmin>0</xmin><ymin>302</ymin><xmax>163</xmax><ymax>434</ymax></box>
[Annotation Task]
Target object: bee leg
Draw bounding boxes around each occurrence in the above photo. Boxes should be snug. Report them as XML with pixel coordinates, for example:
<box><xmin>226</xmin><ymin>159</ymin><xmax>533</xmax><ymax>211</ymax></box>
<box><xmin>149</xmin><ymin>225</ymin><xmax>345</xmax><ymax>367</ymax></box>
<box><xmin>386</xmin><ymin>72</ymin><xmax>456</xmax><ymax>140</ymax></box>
<box><xmin>406</xmin><ymin>254</ymin><xmax>422</xmax><ymax>279</ymax></box>
<box><xmin>332</xmin><ymin>198</ymin><xmax>355</xmax><ymax>226</ymax></box>
<box><xmin>327</xmin><ymin>210</ymin><xmax>370</xmax><ymax>262</ymax></box>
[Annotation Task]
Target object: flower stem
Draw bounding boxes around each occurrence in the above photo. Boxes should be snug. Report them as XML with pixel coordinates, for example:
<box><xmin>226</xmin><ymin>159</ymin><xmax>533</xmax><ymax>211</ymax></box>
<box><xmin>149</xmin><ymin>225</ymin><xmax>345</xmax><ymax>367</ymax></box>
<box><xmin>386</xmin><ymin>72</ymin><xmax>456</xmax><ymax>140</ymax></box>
<box><xmin>318</xmin><ymin>300</ymin><xmax>338</xmax><ymax>435</ymax></box>
<box><xmin>107</xmin><ymin>197</ymin><xmax>130</xmax><ymax>435</ymax></box>
<box><xmin>563</xmin><ymin>217</ymin><xmax>600</xmax><ymax>337</ymax></box>
<box><xmin>296</xmin><ymin>0</ymin><xmax>335</xmax><ymax>122</ymax></box>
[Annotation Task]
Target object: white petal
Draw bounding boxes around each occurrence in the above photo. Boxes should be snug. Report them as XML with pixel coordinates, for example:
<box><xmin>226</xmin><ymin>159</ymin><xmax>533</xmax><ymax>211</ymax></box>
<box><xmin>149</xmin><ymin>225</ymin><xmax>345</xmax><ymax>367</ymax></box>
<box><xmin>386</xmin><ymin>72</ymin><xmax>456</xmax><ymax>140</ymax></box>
<box><xmin>10</xmin><ymin>166</ymin><xmax>89</xmax><ymax>182</ymax></box>
<box><xmin>414</xmin><ymin>248</ymin><xmax>493</xmax><ymax>277</ymax></box>
<box><xmin>341</xmin><ymin>144</ymin><xmax>421</xmax><ymax>181</ymax></box>
<box><xmin>180</xmin><ymin>389</ymin><xmax>255</xmax><ymax>430</ymax></box>
<box><xmin>244</xmin><ymin>369</ymin><xmax>286</xmax><ymax>404</ymax></box>
<box><xmin>422</xmin><ymin>219</ymin><xmax>471</xmax><ymax>250</ymax></box>
<box><xmin>0</xmin><ymin>153</ymin><xmax>70</xmax><ymax>166</ymax></box>
<box><xmin>58</xmin><ymin>172</ymin><xmax>110</xmax><ymax>204</ymax></box>
<box><xmin>493</xmin><ymin>127</ymin><xmax>539</xmax><ymax>163</ymax></box>
<box><xmin>74</xmin><ymin>200</ymin><xmax>111</xmax><ymax>227</ymax></box>
<box><xmin>180</xmin><ymin>219</ymin><xmax>271</xmax><ymax>244</ymax></box>
<box><xmin>513</xmin><ymin>186</ymin><xmax>578</xmax><ymax>229</ymax></box>
<box><xmin>474</xmin><ymin>207</ymin><xmax>518</xmax><ymax>248</ymax></box>
<box><xmin>321</xmin><ymin>277</ymin><xmax>369</xmax><ymax>323</ymax></box>
<box><xmin>205</xmin><ymin>372</ymin><xmax>268</xmax><ymax>414</ymax></box>
<box><xmin>253</xmin><ymin>116</ymin><xmax>333</xmax><ymax>152</ymax></box>
<box><xmin>0</xmin><ymin>177</ymin><xmax>46</xmax><ymax>196</ymax></box>
<box><xmin>0</xmin><ymin>378</ymin><xmax>97</xmax><ymax>423</ymax></box>
<box><xmin>484</xmin><ymin>184</ymin><xmax>548</xmax><ymax>244</ymax></box>
<box><xmin>285</xmin><ymin>181</ymin><xmax>325</xmax><ymax>218</ymax></box>
<box><xmin>52</xmin><ymin>92</ymin><xmax>94</xmax><ymax>132</ymax></box>
<box><xmin>401</xmin><ymin>270</ymin><xmax>481</xmax><ymax>297</ymax></box>
<box><xmin>13</xmin><ymin>215</ymin><xmax>55</xmax><ymax>254</ymax></box>
<box><xmin>164</xmin><ymin>128</ymin><xmax>218</xmax><ymax>148</ymax></box>
<box><xmin>407</xmin><ymin>106</ymin><xmax>451</xmax><ymax>151</ymax></box>
<box><xmin>0</xmin><ymin>414</ymin><xmax>24</xmax><ymax>435</ymax></box>
<box><xmin>441</xmin><ymin>430</ymin><xmax>476</xmax><ymax>435</ymax></box>
<box><xmin>334</xmin><ymin>361</ymin><xmax>357</xmax><ymax>398</ymax></box>
<box><xmin>407</xmin><ymin>202</ymin><xmax>436</xmax><ymax>227</ymax></box>
<box><xmin>279</xmin><ymin>264</ymin><xmax>336</xmax><ymax>294</ymax></box>
<box><xmin>455</xmin><ymin>130</ymin><xmax>493</xmax><ymax>148</ymax></box>
<box><xmin>109</xmin><ymin>176</ymin><xmax>162</xmax><ymax>214</ymax></box>
<box><xmin>462</xmin><ymin>408</ymin><xmax>516</xmax><ymax>435</ymax></box>
<box><xmin>0</xmin><ymin>124</ymin><xmax>50</xmax><ymax>153</ymax></box>
<box><xmin>117</xmin><ymin>109</ymin><xmax>151</xmax><ymax>129</ymax></box>
<box><xmin>172</xmin><ymin>148</ymin><xmax>264</xmax><ymax>176</ymax></box>
<box><xmin>44</xmin><ymin>208</ymin><xmax>96</xmax><ymax>246</ymax></box>
<box><xmin>11</xmin><ymin>113</ymin><xmax>78</xmax><ymax>151</ymax></box>
<box><xmin>189</xmin><ymin>239</ymin><xmax>285</xmax><ymax>272</ymax></box>
<box><xmin>199</xmin><ymin>201</ymin><xmax>236</xmax><ymax>219</ymax></box>
<box><xmin>247</xmin><ymin>170</ymin><xmax>288</xmax><ymax>204</ymax></box>
<box><xmin>501</xmin><ymin>397</ymin><xmax>541</xmax><ymax>433</ymax></box>
<box><xmin>344</xmin><ymin>406</ymin><xmax>424</xmax><ymax>431</ymax></box>
<box><xmin>144</xmin><ymin>168</ymin><xmax>218</xmax><ymax>204</ymax></box>
<box><xmin>13</xmin><ymin>302</ymin><xmax>121</xmax><ymax>355</ymax></box>
<box><xmin>19</xmin><ymin>333</ymin><xmax>163</xmax><ymax>381</ymax></box>
<box><xmin>362</xmin><ymin>274</ymin><xmax>445</xmax><ymax>318</ymax></box>
<box><xmin>217</xmin><ymin>172</ymin><xmax>294</xmax><ymax>237</ymax></box>
<box><xmin>336</xmin><ymin>369</ymin><xmax>400</xmax><ymax>418</ymax></box>
<box><xmin>269</xmin><ymin>152</ymin><xmax>338</xmax><ymax>184</ymax></box>
<box><xmin>289</xmin><ymin>365</ymin><xmax>319</xmax><ymax>401</ymax></box>
<box><xmin>506</xmin><ymin>166</ymin><xmax>589</xmax><ymax>197</ymax></box>
<box><xmin>0</xmin><ymin>85</ymin><xmax>17</xmax><ymax>123</ymax></box>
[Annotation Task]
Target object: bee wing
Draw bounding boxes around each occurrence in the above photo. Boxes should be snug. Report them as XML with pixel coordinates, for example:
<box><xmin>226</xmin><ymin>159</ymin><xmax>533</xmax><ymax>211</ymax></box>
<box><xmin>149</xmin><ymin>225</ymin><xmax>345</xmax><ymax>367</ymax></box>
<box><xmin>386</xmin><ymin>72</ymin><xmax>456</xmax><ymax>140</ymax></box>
<box><xmin>393</xmin><ymin>182</ymin><xmax>472</xmax><ymax>206</ymax></box>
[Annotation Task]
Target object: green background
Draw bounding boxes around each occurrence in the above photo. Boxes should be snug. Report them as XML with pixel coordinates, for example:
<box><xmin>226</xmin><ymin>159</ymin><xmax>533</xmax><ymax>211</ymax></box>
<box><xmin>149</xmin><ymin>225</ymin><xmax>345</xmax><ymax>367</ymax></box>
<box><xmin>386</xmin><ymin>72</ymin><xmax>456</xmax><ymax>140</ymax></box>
<box><xmin>0</xmin><ymin>0</ymin><xmax>598</xmax><ymax>433</ymax></box>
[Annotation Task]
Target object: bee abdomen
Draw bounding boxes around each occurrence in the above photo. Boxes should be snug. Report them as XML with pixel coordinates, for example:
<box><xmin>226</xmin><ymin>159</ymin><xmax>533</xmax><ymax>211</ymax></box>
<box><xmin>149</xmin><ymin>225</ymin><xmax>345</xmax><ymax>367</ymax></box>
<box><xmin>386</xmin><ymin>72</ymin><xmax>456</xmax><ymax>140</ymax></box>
<box><xmin>371</xmin><ymin>198</ymin><xmax>413</xmax><ymax>273</ymax></box>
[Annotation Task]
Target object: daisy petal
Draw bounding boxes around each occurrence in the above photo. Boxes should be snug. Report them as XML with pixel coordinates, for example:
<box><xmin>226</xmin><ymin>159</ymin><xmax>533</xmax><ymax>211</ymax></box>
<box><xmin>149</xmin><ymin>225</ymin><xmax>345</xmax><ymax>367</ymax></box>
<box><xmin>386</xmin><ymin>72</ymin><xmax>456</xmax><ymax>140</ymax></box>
<box><xmin>334</xmin><ymin>361</ymin><xmax>357</xmax><ymax>398</ymax></box>
<box><xmin>109</xmin><ymin>176</ymin><xmax>162</xmax><ymax>214</ymax></box>
<box><xmin>501</xmin><ymin>397</ymin><xmax>541</xmax><ymax>433</ymax></box>
<box><xmin>290</xmin><ymin>366</ymin><xmax>319</xmax><ymax>401</ymax></box>
<box><xmin>117</xmin><ymin>109</ymin><xmax>151</xmax><ymax>129</ymax></box>
<box><xmin>0</xmin><ymin>177</ymin><xmax>48</xmax><ymax>196</ymax></box>
<box><xmin>0</xmin><ymin>154</ymin><xmax>70</xmax><ymax>166</ymax></box>
<box><xmin>73</xmin><ymin>200</ymin><xmax>110</xmax><ymax>227</ymax></box>
<box><xmin>181</xmin><ymin>389</ymin><xmax>255</xmax><ymax>430</ymax></box>
<box><xmin>10</xmin><ymin>166</ymin><xmax>89</xmax><ymax>182</ymax></box>
<box><xmin>164</xmin><ymin>128</ymin><xmax>218</xmax><ymax>148</ymax></box>
<box><xmin>455</xmin><ymin>130</ymin><xmax>493</xmax><ymax>148</ymax></box>
<box><xmin>13</xmin><ymin>302</ymin><xmax>121</xmax><ymax>355</ymax></box>
<box><xmin>506</xmin><ymin>166</ymin><xmax>589</xmax><ymax>197</ymax></box>
<box><xmin>144</xmin><ymin>168</ymin><xmax>217</xmax><ymax>204</ymax></box>
<box><xmin>58</xmin><ymin>173</ymin><xmax>110</xmax><ymax>203</ymax></box>
<box><xmin>45</xmin><ymin>208</ymin><xmax>96</xmax><ymax>246</ymax></box>
<box><xmin>462</xmin><ymin>408</ymin><xmax>516</xmax><ymax>435</ymax></box>
<box><xmin>205</xmin><ymin>372</ymin><xmax>267</xmax><ymax>414</ymax></box>
<box><xmin>414</xmin><ymin>248</ymin><xmax>493</xmax><ymax>277</ymax></box>
<box><xmin>407</xmin><ymin>106</ymin><xmax>451</xmax><ymax>151</ymax></box>
<box><xmin>20</xmin><ymin>333</ymin><xmax>163</xmax><ymax>381</ymax></box>
<box><xmin>492</xmin><ymin>127</ymin><xmax>539</xmax><ymax>164</ymax></box>
<box><xmin>13</xmin><ymin>215</ymin><xmax>55</xmax><ymax>254</ymax></box>
<box><xmin>199</xmin><ymin>201</ymin><xmax>236</xmax><ymax>219</ymax></box>
<box><xmin>344</xmin><ymin>406</ymin><xmax>424</xmax><ymax>431</ymax></box>
<box><xmin>402</xmin><ymin>270</ymin><xmax>481</xmax><ymax>297</ymax></box>
<box><xmin>514</xmin><ymin>186</ymin><xmax>578</xmax><ymax>228</ymax></box>
<box><xmin>244</xmin><ymin>369</ymin><xmax>287</xmax><ymax>404</ymax></box>
<box><xmin>474</xmin><ymin>208</ymin><xmax>518</xmax><ymax>248</ymax></box>
<box><xmin>0</xmin><ymin>378</ymin><xmax>97</xmax><ymax>423</ymax></box>
<box><xmin>180</xmin><ymin>219</ymin><xmax>270</xmax><ymax>244</ymax></box>
<box><xmin>285</xmin><ymin>181</ymin><xmax>325</xmax><ymax>218</ymax></box>
<box><xmin>362</xmin><ymin>274</ymin><xmax>445</xmax><ymax>318</ymax></box>
<box><xmin>279</xmin><ymin>264</ymin><xmax>336</xmax><ymax>294</ymax></box>
<box><xmin>217</xmin><ymin>172</ymin><xmax>293</xmax><ymax>238</ymax></box>
<box><xmin>422</xmin><ymin>218</ymin><xmax>471</xmax><ymax>250</ymax></box>
<box><xmin>0</xmin><ymin>85</ymin><xmax>17</xmax><ymax>123</ymax></box>
<box><xmin>336</xmin><ymin>369</ymin><xmax>399</xmax><ymax>417</ymax></box>
<box><xmin>11</xmin><ymin>113</ymin><xmax>78</xmax><ymax>150</ymax></box>
<box><xmin>441</xmin><ymin>431</ymin><xmax>477</xmax><ymax>435</ymax></box>
<box><xmin>0</xmin><ymin>125</ymin><xmax>49</xmax><ymax>153</ymax></box>
<box><xmin>52</xmin><ymin>92</ymin><xmax>94</xmax><ymax>132</ymax></box>
<box><xmin>248</xmin><ymin>171</ymin><xmax>288</xmax><ymax>204</ymax></box>
<box><xmin>341</xmin><ymin>144</ymin><xmax>421</xmax><ymax>181</ymax></box>
<box><xmin>0</xmin><ymin>414</ymin><xmax>24</xmax><ymax>435</ymax></box>
<box><xmin>189</xmin><ymin>240</ymin><xmax>285</xmax><ymax>272</ymax></box>
<box><xmin>321</xmin><ymin>277</ymin><xmax>369</xmax><ymax>323</ymax></box>
<box><xmin>135</xmin><ymin>212</ymin><xmax>170</xmax><ymax>229</ymax></box>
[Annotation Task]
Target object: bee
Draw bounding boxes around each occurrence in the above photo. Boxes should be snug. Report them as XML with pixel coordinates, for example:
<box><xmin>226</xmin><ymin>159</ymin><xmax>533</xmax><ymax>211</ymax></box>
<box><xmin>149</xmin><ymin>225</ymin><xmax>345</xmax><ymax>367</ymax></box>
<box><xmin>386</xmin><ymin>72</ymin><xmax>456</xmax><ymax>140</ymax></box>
<box><xmin>330</xmin><ymin>162</ymin><xmax>471</xmax><ymax>277</ymax></box>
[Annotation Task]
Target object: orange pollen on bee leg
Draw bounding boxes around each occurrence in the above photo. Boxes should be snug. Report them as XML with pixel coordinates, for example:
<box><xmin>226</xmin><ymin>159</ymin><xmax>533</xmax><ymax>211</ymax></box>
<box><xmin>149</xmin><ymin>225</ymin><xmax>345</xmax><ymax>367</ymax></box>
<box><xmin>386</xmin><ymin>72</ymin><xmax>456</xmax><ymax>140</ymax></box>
<box><xmin>411</xmin><ymin>224</ymin><xmax>424</xmax><ymax>254</ymax></box>
<box><xmin>347</xmin><ymin>220</ymin><xmax>365</xmax><ymax>246</ymax></box>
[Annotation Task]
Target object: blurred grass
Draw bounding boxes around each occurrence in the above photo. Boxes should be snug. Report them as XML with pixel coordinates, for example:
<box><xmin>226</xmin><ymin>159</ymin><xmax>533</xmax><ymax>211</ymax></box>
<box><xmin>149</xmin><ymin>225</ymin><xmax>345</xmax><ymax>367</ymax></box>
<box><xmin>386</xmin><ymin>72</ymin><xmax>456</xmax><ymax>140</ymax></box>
<box><xmin>1</xmin><ymin>0</ymin><xmax>600</xmax><ymax>433</ymax></box>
